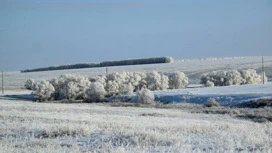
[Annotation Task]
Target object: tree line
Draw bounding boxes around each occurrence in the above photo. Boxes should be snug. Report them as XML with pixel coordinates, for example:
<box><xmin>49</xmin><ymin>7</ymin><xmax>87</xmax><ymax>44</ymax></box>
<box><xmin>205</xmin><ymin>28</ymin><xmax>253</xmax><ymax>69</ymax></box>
<box><xmin>21</xmin><ymin>57</ymin><xmax>174</xmax><ymax>73</ymax></box>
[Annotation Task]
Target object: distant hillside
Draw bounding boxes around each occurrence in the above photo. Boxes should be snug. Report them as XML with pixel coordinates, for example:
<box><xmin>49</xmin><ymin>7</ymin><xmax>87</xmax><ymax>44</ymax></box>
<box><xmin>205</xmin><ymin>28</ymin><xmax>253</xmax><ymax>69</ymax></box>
<box><xmin>21</xmin><ymin>57</ymin><xmax>174</xmax><ymax>73</ymax></box>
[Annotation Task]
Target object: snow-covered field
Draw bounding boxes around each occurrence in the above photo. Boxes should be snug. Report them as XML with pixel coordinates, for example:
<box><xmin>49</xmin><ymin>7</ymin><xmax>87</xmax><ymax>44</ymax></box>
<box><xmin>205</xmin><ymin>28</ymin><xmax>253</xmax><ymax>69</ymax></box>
<box><xmin>154</xmin><ymin>83</ymin><xmax>272</xmax><ymax>105</ymax></box>
<box><xmin>0</xmin><ymin>56</ymin><xmax>272</xmax><ymax>152</ymax></box>
<box><xmin>0</xmin><ymin>97</ymin><xmax>272</xmax><ymax>153</ymax></box>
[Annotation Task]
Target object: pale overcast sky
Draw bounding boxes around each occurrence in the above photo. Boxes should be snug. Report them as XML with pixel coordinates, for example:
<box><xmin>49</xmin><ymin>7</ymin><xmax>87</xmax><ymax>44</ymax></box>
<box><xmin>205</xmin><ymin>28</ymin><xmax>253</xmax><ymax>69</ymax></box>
<box><xmin>0</xmin><ymin>0</ymin><xmax>272</xmax><ymax>71</ymax></box>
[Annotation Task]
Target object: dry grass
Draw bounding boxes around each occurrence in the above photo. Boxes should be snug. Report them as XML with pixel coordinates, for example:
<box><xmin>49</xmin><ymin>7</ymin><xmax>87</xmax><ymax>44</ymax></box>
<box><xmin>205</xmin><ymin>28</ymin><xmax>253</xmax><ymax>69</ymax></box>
<box><xmin>234</xmin><ymin>98</ymin><xmax>272</xmax><ymax>108</ymax></box>
<box><xmin>109</xmin><ymin>100</ymin><xmax>272</xmax><ymax>123</ymax></box>
<box><xmin>190</xmin><ymin>106</ymin><xmax>272</xmax><ymax>123</ymax></box>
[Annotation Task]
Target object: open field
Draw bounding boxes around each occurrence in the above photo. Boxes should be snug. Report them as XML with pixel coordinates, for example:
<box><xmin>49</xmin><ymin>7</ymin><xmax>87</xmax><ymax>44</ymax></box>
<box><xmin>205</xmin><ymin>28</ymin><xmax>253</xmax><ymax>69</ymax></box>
<box><xmin>1</xmin><ymin>56</ymin><xmax>272</xmax><ymax>152</ymax></box>
<box><xmin>0</xmin><ymin>95</ymin><xmax>272</xmax><ymax>153</ymax></box>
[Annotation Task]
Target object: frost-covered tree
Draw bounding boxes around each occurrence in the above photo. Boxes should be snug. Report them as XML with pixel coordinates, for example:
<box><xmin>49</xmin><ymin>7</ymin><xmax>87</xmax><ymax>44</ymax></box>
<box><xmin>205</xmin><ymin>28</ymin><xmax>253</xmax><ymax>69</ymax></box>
<box><xmin>168</xmin><ymin>72</ymin><xmax>189</xmax><ymax>89</ymax></box>
<box><xmin>225</xmin><ymin>70</ymin><xmax>244</xmax><ymax>86</ymax></box>
<box><xmin>160</xmin><ymin>74</ymin><xmax>169</xmax><ymax>90</ymax></box>
<box><xmin>202</xmin><ymin>71</ymin><xmax>244</xmax><ymax>86</ymax></box>
<box><xmin>24</xmin><ymin>79</ymin><xmax>36</xmax><ymax>90</ymax></box>
<box><xmin>102</xmin><ymin>71</ymin><xmax>170</xmax><ymax>94</ymax></box>
<box><xmin>201</xmin><ymin>69</ymin><xmax>267</xmax><ymax>87</ymax></box>
<box><xmin>136</xmin><ymin>88</ymin><xmax>155</xmax><ymax>105</ymax></box>
<box><xmin>132</xmin><ymin>72</ymin><xmax>147</xmax><ymax>91</ymax></box>
<box><xmin>145</xmin><ymin>72</ymin><xmax>160</xmax><ymax>90</ymax></box>
<box><xmin>119</xmin><ymin>83</ymin><xmax>134</xmax><ymax>95</ymax></box>
<box><xmin>85</xmin><ymin>82</ymin><xmax>106</xmax><ymax>102</ymax></box>
<box><xmin>89</xmin><ymin>75</ymin><xmax>107</xmax><ymax>87</ymax></box>
<box><xmin>104</xmin><ymin>72</ymin><xmax>127</xmax><ymax>96</ymax></box>
<box><xmin>50</xmin><ymin>74</ymin><xmax>90</xmax><ymax>100</ymax></box>
<box><xmin>50</xmin><ymin>76</ymin><xmax>66</xmax><ymax>99</ymax></box>
<box><xmin>201</xmin><ymin>71</ymin><xmax>236</xmax><ymax>87</ymax></box>
<box><xmin>240</xmin><ymin>69</ymin><xmax>267</xmax><ymax>84</ymax></box>
<box><xmin>105</xmin><ymin>80</ymin><xmax>119</xmax><ymax>96</ymax></box>
<box><xmin>145</xmin><ymin>72</ymin><xmax>168</xmax><ymax>90</ymax></box>
<box><xmin>32</xmin><ymin>80</ymin><xmax>55</xmax><ymax>101</ymax></box>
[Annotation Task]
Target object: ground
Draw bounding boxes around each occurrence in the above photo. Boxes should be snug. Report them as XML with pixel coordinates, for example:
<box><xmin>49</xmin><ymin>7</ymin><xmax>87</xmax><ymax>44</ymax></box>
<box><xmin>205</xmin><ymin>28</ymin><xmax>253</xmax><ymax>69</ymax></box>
<box><xmin>0</xmin><ymin>91</ymin><xmax>271</xmax><ymax>153</ymax></box>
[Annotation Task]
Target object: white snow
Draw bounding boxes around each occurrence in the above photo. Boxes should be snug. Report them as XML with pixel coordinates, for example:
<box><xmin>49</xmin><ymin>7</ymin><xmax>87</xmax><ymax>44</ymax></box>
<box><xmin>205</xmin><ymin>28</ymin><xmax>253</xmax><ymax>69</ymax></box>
<box><xmin>153</xmin><ymin>83</ymin><xmax>272</xmax><ymax>105</ymax></box>
<box><xmin>155</xmin><ymin>83</ymin><xmax>272</xmax><ymax>96</ymax></box>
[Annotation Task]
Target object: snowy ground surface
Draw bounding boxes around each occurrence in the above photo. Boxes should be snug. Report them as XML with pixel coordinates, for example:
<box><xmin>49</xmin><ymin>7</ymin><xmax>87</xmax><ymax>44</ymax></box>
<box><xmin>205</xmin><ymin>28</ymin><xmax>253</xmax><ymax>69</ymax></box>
<box><xmin>0</xmin><ymin>93</ymin><xmax>272</xmax><ymax>153</ymax></box>
<box><xmin>153</xmin><ymin>83</ymin><xmax>272</xmax><ymax>105</ymax></box>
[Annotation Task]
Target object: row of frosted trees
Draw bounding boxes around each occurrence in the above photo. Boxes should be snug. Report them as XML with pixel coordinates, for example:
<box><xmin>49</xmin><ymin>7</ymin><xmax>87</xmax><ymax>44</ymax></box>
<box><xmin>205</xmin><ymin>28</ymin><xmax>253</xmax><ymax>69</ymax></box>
<box><xmin>21</xmin><ymin>57</ymin><xmax>173</xmax><ymax>73</ymax></box>
<box><xmin>201</xmin><ymin>69</ymin><xmax>267</xmax><ymax>87</ymax></box>
<box><xmin>25</xmin><ymin>71</ymin><xmax>188</xmax><ymax>102</ymax></box>
<box><xmin>25</xmin><ymin>69</ymin><xmax>267</xmax><ymax>102</ymax></box>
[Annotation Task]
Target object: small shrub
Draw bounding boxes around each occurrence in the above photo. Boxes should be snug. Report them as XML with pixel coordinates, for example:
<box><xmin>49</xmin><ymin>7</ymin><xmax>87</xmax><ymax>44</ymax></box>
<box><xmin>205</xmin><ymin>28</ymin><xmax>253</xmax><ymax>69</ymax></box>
<box><xmin>204</xmin><ymin>98</ymin><xmax>220</xmax><ymax>107</ymax></box>
<box><xmin>136</xmin><ymin>88</ymin><xmax>155</xmax><ymax>105</ymax></box>
<box><xmin>24</xmin><ymin>79</ymin><xmax>36</xmax><ymax>90</ymax></box>
<box><xmin>205</xmin><ymin>80</ymin><xmax>215</xmax><ymax>87</ymax></box>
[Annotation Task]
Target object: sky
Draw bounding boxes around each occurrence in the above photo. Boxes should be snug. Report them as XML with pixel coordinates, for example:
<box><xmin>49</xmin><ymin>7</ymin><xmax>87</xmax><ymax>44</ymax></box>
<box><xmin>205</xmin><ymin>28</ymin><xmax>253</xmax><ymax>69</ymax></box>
<box><xmin>0</xmin><ymin>0</ymin><xmax>272</xmax><ymax>71</ymax></box>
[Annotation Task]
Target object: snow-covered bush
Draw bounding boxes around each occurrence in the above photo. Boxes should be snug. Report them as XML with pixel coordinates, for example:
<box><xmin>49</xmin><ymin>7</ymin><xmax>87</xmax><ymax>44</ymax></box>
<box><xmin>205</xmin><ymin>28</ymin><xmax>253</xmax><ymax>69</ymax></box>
<box><xmin>160</xmin><ymin>74</ymin><xmax>169</xmax><ymax>90</ymax></box>
<box><xmin>98</xmin><ymin>71</ymin><xmax>187</xmax><ymax>97</ymax></box>
<box><xmin>32</xmin><ymin>80</ymin><xmax>55</xmax><ymax>101</ymax></box>
<box><xmin>240</xmin><ymin>69</ymin><xmax>267</xmax><ymax>84</ymax></box>
<box><xmin>24</xmin><ymin>79</ymin><xmax>36</xmax><ymax>90</ymax></box>
<box><xmin>145</xmin><ymin>72</ymin><xmax>169</xmax><ymax>90</ymax></box>
<box><xmin>201</xmin><ymin>69</ymin><xmax>267</xmax><ymax>87</ymax></box>
<box><xmin>50</xmin><ymin>74</ymin><xmax>90</xmax><ymax>100</ymax></box>
<box><xmin>104</xmin><ymin>72</ymin><xmax>147</xmax><ymax>96</ymax></box>
<box><xmin>168</xmin><ymin>72</ymin><xmax>189</xmax><ymax>89</ymax></box>
<box><xmin>201</xmin><ymin>71</ymin><xmax>228</xmax><ymax>87</ymax></box>
<box><xmin>119</xmin><ymin>83</ymin><xmax>134</xmax><ymax>95</ymax></box>
<box><xmin>95</xmin><ymin>75</ymin><xmax>107</xmax><ymax>87</ymax></box>
<box><xmin>131</xmin><ymin>72</ymin><xmax>147</xmax><ymax>91</ymax></box>
<box><xmin>204</xmin><ymin>98</ymin><xmax>220</xmax><ymax>107</ymax></box>
<box><xmin>85</xmin><ymin>82</ymin><xmax>106</xmax><ymax>102</ymax></box>
<box><xmin>105</xmin><ymin>72</ymin><xmax>127</xmax><ymax>96</ymax></box>
<box><xmin>136</xmin><ymin>88</ymin><xmax>155</xmax><ymax>105</ymax></box>
<box><xmin>225</xmin><ymin>70</ymin><xmax>244</xmax><ymax>86</ymax></box>
<box><xmin>205</xmin><ymin>80</ymin><xmax>215</xmax><ymax>87</ymax></box>
<box><xmin>50</xmin><ymin>76</ymin><xmax>66</xmax><ymax>99</ymax></box>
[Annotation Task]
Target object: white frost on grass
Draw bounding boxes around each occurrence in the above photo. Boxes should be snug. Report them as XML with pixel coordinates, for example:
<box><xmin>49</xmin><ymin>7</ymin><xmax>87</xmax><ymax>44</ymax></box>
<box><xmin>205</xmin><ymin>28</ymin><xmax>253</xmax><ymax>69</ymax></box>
<box><xmin>0</xmin><ymin>96</ymin><xmax>271</xmax><ymax>152</ymax></box>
